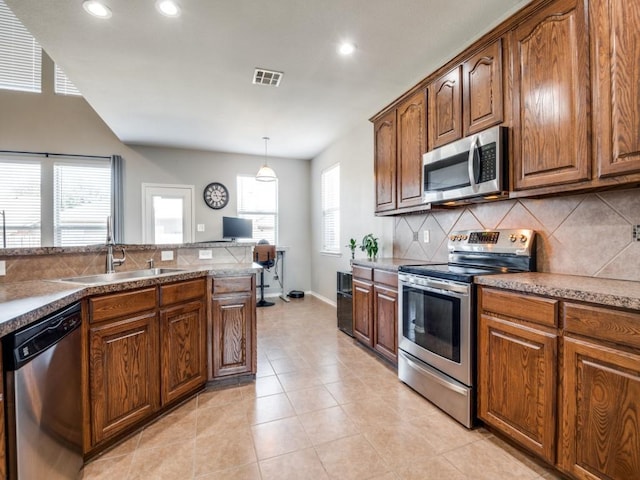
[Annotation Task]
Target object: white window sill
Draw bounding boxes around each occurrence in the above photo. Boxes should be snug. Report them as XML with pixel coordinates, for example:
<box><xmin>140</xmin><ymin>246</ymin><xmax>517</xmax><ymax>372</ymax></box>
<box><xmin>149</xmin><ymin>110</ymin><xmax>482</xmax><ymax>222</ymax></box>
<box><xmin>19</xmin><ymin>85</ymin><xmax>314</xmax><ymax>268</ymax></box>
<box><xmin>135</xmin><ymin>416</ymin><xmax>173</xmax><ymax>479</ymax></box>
<box><xmin>320</xmin><ymin>251</ymin><xmax>342</xmax><ymax>257</ymax></box>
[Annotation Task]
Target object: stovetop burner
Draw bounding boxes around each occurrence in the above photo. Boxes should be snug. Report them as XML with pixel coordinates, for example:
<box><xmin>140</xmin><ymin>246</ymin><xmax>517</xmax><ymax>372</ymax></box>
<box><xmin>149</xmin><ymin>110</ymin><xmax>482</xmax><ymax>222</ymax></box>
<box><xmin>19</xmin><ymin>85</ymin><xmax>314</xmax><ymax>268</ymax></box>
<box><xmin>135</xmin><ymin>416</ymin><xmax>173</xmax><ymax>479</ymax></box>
<box><xmin>399</xmin><ymin>263</ymin><xmax>508</xmax><ymax>283</ymax></box>
<box><xmin>398</xmin><ymin>228</ymin><xmax>537</xmax><ymax>282</ymax></box>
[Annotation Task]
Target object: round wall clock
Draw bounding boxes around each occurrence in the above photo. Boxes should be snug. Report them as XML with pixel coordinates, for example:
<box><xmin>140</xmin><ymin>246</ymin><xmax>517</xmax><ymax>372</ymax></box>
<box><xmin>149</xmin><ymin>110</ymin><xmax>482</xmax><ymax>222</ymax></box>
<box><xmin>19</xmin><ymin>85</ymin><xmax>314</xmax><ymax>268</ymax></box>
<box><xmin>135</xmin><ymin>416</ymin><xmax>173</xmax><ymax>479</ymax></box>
<box><xmin>203</xmin><ymin>182</ymin><xmax>229</xmax><ymax>209</ymax></box>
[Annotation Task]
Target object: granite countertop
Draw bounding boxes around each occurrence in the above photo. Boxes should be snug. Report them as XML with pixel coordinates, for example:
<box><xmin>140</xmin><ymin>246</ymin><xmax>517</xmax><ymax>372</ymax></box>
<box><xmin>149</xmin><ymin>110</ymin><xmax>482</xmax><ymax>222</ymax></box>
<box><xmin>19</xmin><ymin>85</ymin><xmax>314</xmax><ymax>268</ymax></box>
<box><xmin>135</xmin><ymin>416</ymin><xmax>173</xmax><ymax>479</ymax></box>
<box><xmin>0</xmin><ymin>263</ymin><xmax>261</xmax><ymax>337</ymax></box>
<box><xmin>476</xmin><ymin>272</ymin><xmax>640</xmax><ymax>311</ymax></box>
<box><xmin>351</xmin><ymin>257</ymin><xmax>426</xmax><ymax>272</ymax></box>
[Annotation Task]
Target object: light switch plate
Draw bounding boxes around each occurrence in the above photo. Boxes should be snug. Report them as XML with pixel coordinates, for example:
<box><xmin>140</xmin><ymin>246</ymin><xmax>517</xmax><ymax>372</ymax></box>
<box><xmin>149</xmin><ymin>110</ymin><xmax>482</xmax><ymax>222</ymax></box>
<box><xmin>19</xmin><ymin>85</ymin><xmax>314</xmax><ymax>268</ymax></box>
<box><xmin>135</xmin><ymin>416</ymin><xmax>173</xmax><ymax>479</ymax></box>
<box><xmin>198</xmin><ymin>249</ymin><xmax>213</xmax><ymax>260</ymax></box>
<box><xmin>161</xmin><ymin>250</ymin><xmax>174</xmax><ymax>261</ymax></box>
<box><xmin>0</xmin><ymin>260</ymin><xmax>5</xmax><ymax>276</ymax></box>
<box><xmin>197</xmin><ymin>224</ymin><xmax>205</xmax><ymax>232</ymax></box>
<box><xmin>423</xmin><ymin>230</ymin><xmax>430</xmax><ymax>243</ymax></box>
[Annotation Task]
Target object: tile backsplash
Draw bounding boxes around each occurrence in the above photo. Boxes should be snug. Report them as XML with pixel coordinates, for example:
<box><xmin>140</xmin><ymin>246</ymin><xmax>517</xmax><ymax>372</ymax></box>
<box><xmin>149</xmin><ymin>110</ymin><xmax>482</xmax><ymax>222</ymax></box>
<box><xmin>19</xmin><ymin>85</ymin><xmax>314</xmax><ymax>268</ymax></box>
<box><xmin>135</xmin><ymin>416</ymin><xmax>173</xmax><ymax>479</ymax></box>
<box><xmin>393</xmin><ymin>187</ymin><xmax>640</xmax><ymax>282</ymax></box>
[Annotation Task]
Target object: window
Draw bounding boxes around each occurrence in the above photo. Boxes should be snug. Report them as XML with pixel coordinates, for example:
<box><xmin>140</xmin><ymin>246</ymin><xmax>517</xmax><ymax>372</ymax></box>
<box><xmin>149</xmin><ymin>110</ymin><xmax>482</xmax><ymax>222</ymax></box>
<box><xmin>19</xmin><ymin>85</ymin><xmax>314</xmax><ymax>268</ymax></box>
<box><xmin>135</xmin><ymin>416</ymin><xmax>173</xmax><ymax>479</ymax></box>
<box><xmin>321</xmin><ymin>163</ymin><xmax>340</xmax><ymax>253</ymax></box>
<box><xmin>54</xmin><ymin>64</ymin><xmax>81</xmax><ymax>96</ymax></box>
<box><xmin>0</xmin><ymin>155</ymin><xmax>113</xmax><ymax>247</ymax></box>
<box><xmin>0</xmin><ymin>160</ymin><xmax>41</xmax><ymax>247</ymax></box>
<box><xmin>54</xmin><ymin>161</ymin><xmax>111</xmax><ymax>245</ymax></box>
<box><xmin>0</xmin><ymin>0</ymin><xmax>42</xmax><ymax>93</ymax></box>
<box><xmin>237</xmin><ymin>175</ymin><xmax>278</xmax><ymax>245</ymax></box>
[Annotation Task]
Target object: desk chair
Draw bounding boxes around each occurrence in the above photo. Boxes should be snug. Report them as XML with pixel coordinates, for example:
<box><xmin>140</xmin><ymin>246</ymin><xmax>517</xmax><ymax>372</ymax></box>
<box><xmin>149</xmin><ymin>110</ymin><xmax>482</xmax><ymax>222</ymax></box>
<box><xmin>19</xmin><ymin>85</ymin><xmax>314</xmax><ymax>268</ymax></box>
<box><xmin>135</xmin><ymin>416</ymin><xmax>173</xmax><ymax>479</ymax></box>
<box><xmin>253</xmin><ymin>244</ymin><xmax>276</xmax><ymax>307</ymax></box>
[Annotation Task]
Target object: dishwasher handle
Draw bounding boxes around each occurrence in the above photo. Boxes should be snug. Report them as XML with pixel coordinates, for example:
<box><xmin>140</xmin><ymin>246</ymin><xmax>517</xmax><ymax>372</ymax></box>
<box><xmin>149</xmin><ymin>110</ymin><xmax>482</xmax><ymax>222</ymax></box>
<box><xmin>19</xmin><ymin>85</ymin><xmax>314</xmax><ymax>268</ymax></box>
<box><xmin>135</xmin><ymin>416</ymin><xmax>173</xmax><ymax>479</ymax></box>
<box><xmin>3</xmin><ymin>302</ymin><xmax>81</xmax><ymax>371</ymax></box>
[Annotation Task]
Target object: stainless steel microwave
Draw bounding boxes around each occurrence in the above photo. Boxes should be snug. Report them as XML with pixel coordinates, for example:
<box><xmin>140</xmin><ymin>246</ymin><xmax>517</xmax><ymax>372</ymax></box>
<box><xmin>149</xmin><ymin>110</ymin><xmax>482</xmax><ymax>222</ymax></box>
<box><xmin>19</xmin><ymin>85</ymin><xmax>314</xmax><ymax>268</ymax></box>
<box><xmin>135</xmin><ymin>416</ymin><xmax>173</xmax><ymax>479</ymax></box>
<box><xmin>423</xmin><ymin>125</ymin><xmax>507</xmax><ymax>204</ymax></box>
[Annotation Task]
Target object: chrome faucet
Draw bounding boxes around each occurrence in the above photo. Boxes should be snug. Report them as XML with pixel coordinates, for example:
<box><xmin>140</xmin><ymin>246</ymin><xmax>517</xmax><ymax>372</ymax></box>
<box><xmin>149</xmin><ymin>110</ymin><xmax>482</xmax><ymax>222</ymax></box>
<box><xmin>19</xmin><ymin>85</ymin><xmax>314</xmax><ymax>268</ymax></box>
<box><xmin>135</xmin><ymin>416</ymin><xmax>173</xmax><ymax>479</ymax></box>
<box><xmin>106</xmin><ymin>216</ymin><xmax>126</xmax><ymax>273</ymax></box>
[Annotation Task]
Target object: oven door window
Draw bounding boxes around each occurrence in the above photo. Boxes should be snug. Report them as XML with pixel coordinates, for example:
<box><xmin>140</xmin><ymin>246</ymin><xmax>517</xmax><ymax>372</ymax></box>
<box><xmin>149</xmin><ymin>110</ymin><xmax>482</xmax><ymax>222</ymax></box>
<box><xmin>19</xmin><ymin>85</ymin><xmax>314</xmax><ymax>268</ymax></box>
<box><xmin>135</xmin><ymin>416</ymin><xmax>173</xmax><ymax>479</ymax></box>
<box><xmin>402</xmin><ymin>285</ymin><xmax>461</xmax><ymax>363</ymax></box>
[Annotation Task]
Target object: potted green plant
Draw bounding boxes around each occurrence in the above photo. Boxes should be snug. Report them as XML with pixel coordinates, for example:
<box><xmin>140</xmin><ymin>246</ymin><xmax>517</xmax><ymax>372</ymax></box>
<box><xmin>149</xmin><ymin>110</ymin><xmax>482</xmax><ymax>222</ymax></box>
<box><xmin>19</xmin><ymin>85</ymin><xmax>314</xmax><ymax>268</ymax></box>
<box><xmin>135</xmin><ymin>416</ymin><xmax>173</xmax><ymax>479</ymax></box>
<box><xmin>346</xmin><ymin>238</ymin><xmax>357</xmax><ymax>260</ymax></box>
<box><xmin>360</xmin><ymin>234</ymin><xmax>379</xmax><ymax>260</ymax></box>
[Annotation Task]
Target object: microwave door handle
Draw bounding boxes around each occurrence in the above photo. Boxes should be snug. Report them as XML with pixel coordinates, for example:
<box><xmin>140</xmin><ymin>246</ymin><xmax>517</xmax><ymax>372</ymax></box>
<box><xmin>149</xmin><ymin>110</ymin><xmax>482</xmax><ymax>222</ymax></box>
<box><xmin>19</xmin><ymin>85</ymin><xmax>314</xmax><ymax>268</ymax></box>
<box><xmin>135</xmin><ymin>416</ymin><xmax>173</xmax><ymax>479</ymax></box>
<box><xmin>467</xmin><ymin>136</ymin><xmax>481</xmax><ymax>187</ymax></box>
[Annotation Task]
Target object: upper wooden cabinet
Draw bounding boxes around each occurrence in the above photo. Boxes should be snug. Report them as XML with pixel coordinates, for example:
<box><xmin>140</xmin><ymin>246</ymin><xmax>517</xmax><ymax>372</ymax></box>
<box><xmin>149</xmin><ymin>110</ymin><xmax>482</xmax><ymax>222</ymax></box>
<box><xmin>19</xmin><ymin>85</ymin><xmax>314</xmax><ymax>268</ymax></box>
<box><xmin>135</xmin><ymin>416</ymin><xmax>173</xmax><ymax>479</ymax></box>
<box><xmin>590</xmin><ymin>0</ymin><xmax>640</xmax><ymax>178</ymax></box>
<box><xmin>373</xmin><ymin>89</ymin><xmax>426</xmax><ymax>213</ymax></box>
<box><xmin>373</xmin><ymin>110</ymin><xmax>396</xmax><ymax>213</ymax></box>
<box><xmin>463</xmin><ymin>39</ymin><xmax>504</xmax><ymax>136</ymax></box>
<box><xmin>428</xmin><ymin>66</ymin><xmax>462</xmax><ymax>149</ymax></box>
<box><xmin>396</xmin><ymin>91</ymin><xmax>427</xmax><ymax>209</ymax></box>
<box><xmin>511</xmin><ymin>0</ymin><xmax>590</xmax><ymax>190</ymax></box>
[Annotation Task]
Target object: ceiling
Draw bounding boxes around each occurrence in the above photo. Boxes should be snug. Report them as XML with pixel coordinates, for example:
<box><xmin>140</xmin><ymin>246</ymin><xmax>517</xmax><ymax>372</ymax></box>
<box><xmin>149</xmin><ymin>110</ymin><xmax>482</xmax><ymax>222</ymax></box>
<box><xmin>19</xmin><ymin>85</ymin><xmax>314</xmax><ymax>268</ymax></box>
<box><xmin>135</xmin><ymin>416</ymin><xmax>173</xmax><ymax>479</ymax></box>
<box><xmin>6</xmin><ymin>0</ymin><xmax>531</xmax><ymax>159</ymax></box>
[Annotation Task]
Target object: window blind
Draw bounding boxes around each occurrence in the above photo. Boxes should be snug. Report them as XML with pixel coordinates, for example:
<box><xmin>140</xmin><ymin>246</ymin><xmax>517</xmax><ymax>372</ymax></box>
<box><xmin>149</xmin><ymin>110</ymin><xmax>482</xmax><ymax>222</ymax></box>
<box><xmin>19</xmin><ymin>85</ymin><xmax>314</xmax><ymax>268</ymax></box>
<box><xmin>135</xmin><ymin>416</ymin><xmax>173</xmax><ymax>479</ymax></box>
<box><xmin>321</xmin><ymin>163</ymin><xmax>340</xmax><ymax>253</ymax></box>
<box><xmin>0</xmin><ymin>160</ymin><xmax>41</xmax><ymax>247</ymax></box>
<box><xmin>54</xmin><ymin>63</ymin><xmax>81</xmax><ymax>96</ymax></box>
<box><xmin>0</xmin><ymin>0</ymin><xmax>41</xmax><ymax>93</ymax></box>
<box><xmin>54</xmin><ymin>160</ymin><xmax>111</xmax><ymax>246</ymax></box>
<box><xmin>237</xmin><ymin>175</ymin><xmax>278</xmax><ymax>245</ymax></box>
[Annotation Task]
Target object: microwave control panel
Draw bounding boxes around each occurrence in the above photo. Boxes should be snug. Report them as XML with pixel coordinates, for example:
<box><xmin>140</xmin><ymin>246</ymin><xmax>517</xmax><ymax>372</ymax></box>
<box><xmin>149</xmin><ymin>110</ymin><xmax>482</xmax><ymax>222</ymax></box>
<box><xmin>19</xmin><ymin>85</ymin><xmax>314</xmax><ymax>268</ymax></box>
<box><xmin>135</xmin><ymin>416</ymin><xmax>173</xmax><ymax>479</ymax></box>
<box><xmin>478</xmin><ymin>144</ymin><xmax>497</xmax><ymax>182</ymax></box>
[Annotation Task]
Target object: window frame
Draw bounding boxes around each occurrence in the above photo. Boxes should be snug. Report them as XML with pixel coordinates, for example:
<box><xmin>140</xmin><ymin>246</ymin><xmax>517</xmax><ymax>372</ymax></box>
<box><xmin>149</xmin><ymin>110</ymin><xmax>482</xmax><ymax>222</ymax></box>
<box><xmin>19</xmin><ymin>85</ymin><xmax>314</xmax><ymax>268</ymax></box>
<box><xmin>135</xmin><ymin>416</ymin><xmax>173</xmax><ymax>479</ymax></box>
<box><xmin>321</xmin><ymin>163</ymin><xmax>340</xmax><ymax>255</ymax></box>
<box><xmin>236</xmin><ymin>174</ymin><xmax>278</xmax><ymax>245</ymax></box>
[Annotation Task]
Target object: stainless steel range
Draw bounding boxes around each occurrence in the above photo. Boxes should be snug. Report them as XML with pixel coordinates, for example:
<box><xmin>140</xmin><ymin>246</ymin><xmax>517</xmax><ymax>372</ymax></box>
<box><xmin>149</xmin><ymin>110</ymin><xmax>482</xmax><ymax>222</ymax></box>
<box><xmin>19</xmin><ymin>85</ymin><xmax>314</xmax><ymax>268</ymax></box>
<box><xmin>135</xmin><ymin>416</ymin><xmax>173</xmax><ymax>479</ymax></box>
<box><xmin>397</xmin><ymin>229</ymin><xmax>536</xmax><ymax>428</ymax></box>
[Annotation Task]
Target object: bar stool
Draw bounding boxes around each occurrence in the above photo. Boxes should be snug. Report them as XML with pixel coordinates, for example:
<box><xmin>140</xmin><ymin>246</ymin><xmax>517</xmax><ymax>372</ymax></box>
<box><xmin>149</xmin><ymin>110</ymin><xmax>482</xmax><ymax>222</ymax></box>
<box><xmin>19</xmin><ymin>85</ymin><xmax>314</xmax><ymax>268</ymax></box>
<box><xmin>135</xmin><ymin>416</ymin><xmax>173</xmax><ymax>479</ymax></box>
<box><xmin>253</xmin><ymin>243</ymin><xmax>276</xmax><ymax>307</ymax></box>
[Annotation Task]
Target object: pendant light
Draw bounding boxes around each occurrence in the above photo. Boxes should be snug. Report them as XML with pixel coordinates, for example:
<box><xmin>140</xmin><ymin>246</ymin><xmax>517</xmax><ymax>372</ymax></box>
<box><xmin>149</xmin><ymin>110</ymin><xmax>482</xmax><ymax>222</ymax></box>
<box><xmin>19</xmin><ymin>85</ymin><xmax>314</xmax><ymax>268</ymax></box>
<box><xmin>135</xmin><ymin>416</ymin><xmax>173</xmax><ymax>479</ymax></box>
<box><xmin>256</xmin><ymin>136</ymin><xmax>277</xmax><ymax>182</ymax></box>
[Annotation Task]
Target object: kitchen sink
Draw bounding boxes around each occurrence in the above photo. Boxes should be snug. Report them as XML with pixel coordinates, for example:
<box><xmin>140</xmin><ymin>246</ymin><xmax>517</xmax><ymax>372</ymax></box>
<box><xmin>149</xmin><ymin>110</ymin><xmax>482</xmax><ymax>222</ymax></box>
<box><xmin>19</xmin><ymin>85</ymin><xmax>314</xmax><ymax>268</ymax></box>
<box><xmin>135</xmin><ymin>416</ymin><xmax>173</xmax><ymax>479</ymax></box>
<box><xmin>56</xmin><ymin>268</ymin><xmax>187</xmax><ymax>285</ymax></box>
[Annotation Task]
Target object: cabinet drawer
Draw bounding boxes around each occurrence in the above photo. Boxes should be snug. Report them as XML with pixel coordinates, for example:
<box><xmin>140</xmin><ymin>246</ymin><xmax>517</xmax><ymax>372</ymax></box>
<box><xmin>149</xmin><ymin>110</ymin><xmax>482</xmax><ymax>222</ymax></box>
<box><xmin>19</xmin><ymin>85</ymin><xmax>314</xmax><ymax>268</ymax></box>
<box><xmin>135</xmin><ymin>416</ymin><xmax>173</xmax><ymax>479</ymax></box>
<box><xmin>373</xmin><ymin>269</ymin><xmax>398</xmax><ymax>288</ymax></box>
<box><xmin>90</xmin><ymin>287</ymin><xmax>157</xmax><ymax>323</ymax></box>
<box><xmin>212</xmin><ymin>275</ymin><xmax>253</xmax><ymax>295</ymax></box>
<box><xmin>160</xmin><ymin>278</ymin><xmax>205</xmax><ymax>306</ymax></box>
<box><xmin>481</xmin><ymin>288</ymin><xmax>558</xmax><ymax>327</ymax></box>
<box><xmin>352</xmin><ymin>266</ymin><xmax>373</xmax><ymax>281</ymax></box>
<box><xmin>564</xmin><ymin>302</ymin><xmax>640</xmax><ymax>350</ymax></box>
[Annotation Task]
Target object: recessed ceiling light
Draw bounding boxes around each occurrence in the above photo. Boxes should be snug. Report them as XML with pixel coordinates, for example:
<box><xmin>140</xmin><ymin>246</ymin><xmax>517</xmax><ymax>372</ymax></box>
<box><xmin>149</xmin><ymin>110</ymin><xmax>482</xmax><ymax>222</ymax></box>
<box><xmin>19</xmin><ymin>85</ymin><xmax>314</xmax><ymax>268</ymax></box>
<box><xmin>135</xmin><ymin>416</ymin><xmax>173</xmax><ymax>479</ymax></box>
<box><xmin>338</xmin><ymin>42</ymin><xmax>356</xmax><ymax>56</ymax></box>
<box><xmin>156</xmin><ymin>0</ymin><xmax>181</xmax><ymax>17</ymax></box>
<box><xmin>82</xmin><ymin>1</ymin><xmax>112</xmax><ymax>19</ymax></box>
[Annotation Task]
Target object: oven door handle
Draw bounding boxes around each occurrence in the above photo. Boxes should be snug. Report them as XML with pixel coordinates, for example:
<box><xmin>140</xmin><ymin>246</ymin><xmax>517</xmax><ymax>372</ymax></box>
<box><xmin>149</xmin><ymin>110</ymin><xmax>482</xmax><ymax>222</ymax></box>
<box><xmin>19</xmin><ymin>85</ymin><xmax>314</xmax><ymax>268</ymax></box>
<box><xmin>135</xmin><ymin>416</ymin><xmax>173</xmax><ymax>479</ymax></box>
<box><xmin>399</xmin><ymin>277</ymin><xmax>469</xmax><ymax>296</ymax></box>
<box><xmin>404</xmin><ymin>354</ymin><xmax>469</xmax><ymax>396</ymax></box>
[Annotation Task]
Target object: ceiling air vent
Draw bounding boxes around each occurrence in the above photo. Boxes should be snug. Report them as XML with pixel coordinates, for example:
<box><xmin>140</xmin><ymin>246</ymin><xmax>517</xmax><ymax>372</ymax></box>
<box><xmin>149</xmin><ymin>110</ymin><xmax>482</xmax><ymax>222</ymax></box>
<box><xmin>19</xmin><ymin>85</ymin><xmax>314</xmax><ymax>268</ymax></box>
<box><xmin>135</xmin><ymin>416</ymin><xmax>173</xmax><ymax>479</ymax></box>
<box><xmin>253</xmin><ymin>68</ymin><xmax>283</xmax><ymax>87</ymax></box>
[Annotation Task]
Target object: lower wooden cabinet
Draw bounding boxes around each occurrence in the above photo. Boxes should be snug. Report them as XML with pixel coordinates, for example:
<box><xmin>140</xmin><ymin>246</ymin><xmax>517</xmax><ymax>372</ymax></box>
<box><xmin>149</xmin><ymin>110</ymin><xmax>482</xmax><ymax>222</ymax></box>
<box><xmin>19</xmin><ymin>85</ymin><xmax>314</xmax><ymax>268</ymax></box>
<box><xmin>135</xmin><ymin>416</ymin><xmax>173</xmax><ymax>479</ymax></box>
<box><xmin>160</xmin><ymin>299</ymin><xmax>207</xmax><ymax>405</ymax></box>
<box><xmin>352</xmin><ymin>266</ymin><xmax>398</xmax><ymax>364</ymax></box>
<box><xmin>352</xmin><ymin>278</ymin><xmax>374</xmax><ymax>346</ymax></box>
<box><xmin>479</xmin><ymin>286</ymin><xmax>640</xmax><ymax>480</ymax></box>
<box><xmin>0</xmin><ymin>343</ymin><xmax>6</xmax><ymax>480</ymax></box>
<box><xmin>211</xmin><ymin>275</ymin><xmax>256</xmax><ymax>379</ymax></box>
<box><xmin>89</xmin><ymin>311</ymin><xmax>160</xmax><ymax>444</ymax></box>
<box><xmin>561</xmin><ymin>336</ymin><xmax>640</xmax><ymax>480</ymax></box>
<box><xmin>478</xmin><ymin>313</ymin><xmax>557</xmax><ymax>463</ymax></box>
<box><xmin>87</xmin><ymin>278</ymin><xmax>207</xmax><ymax>449</ymax></box>
<box><xmin>373</xmin><ymin>284</ymin><xmax>398</xmax><ymax>363</ymax></box>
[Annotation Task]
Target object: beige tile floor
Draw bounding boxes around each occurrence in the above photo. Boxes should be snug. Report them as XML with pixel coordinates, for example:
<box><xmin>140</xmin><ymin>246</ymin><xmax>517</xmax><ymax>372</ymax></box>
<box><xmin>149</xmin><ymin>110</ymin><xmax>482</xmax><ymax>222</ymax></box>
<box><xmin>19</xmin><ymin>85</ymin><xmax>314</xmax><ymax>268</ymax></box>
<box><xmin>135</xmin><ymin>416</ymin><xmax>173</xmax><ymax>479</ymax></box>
<box><xmin>80</xmin><ymin>296</ymin><xmax>565</xmax><ymax>480</ymax></box>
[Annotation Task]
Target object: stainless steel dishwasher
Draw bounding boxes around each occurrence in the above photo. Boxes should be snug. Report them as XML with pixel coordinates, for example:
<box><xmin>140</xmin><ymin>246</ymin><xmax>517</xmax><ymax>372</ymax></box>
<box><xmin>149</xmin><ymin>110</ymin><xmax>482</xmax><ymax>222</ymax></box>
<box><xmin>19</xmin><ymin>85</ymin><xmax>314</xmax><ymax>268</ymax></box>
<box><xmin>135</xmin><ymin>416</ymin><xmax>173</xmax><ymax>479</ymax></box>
<box><xmin>3</xmin><ymin>302</ymin><xmax>83</xmax><ymax>480</ymax></box>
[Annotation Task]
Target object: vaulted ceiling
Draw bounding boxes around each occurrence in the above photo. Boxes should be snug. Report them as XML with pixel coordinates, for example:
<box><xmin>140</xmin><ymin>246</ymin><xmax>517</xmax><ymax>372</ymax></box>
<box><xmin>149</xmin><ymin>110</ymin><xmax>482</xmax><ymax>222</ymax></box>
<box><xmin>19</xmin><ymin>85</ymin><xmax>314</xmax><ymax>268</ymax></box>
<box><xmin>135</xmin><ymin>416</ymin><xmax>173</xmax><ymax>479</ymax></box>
<box><xmin>6</xmin><ymin>0</ymin><xmax>531</xmax><ymax>159</ymax></box>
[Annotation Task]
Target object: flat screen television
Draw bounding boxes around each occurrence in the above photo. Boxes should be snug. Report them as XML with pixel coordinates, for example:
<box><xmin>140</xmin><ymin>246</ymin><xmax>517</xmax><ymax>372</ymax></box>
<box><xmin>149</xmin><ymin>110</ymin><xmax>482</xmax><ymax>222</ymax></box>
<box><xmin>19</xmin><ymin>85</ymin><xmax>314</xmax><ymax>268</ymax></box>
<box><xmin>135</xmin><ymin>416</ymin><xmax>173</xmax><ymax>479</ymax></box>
<box><xmin>222</xmin><ymin>216</ymin><xmax>253</xmax><ymax>240</ymax></box>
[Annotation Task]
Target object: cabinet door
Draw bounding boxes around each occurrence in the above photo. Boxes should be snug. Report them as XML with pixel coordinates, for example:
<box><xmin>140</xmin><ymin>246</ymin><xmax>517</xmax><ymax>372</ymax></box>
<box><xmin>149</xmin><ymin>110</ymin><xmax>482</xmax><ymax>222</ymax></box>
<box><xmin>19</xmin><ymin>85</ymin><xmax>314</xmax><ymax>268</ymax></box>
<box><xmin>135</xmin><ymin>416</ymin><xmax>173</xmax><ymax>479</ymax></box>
<box><xmin>478</xmin><ymin>314</ymin><xmax>557</xmax><ymax>464</ymax></box>
<box><xmin>463</xmin><ymin>39</ymin><xmax>504</xmax><ymax>136</ymax></box>
<box><xmin>160</xmin><ymin>300</ymin><xmax>207</xmax><ymax>405</ymax></box>
<box><xmin>429</xmin><ymin>66</ymin><xmax>462</xmax><ymax>149</ymax></box>
<box><xmin>396</xmin><ymin>90</ymin><xmax>427</xmax><ymax>209</ymax></box>
<box><xmin>591</xmin><ymin>0</ymin><xmax>640</xmax><ymax>178</ymax></box>
<box><xmin>561</xmin><ymin>337</ymin><xmax>640</xmax><ymax>480</ymax></box>
<box><xmin>0</xmin><ymin>344</ymin><xmax>5</xmax><ymax>480</ymax></box>
<box><xmin>511</xmin><ymin>0</ymin><xmax>590</xmax><ymax>190</ymax></box>
<box><xmin>374</xmin><ymin>110</ymin><xmax>397</xmax><ymax>212</ymax></box>
<box><xmin>373</xmin><ymin>284</ymin><xmax>397</xmax><ymax>363</ymax></box>
<box><xmin>211</xmin><ymin>293</ymin><xmax>254</xmax><ymax>377</ymax></box>
<box><xmin>352</xmin><ymin>278</ymin><xmax>374</xmax><ymax>347</ymax></box>
<box><xmin>89</xmin><ymin>312</ymin><xmax>159</xmax><ymax>445</ymax></box>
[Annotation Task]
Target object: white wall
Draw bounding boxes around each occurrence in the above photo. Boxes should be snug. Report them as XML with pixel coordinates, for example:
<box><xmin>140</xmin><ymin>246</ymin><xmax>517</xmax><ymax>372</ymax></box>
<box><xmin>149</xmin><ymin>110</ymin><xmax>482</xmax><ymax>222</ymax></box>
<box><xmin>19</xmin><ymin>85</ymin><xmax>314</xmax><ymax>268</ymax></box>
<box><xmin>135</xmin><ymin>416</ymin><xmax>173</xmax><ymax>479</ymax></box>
<box><xmin>310</xmin><ymin>121</ymin><xmax>394</xmax><ymax>303</ymax></box>
<box><xmin>0</xmin><ymin>53</ymin><xmax>312</xmax><ymax>294</ymax></box>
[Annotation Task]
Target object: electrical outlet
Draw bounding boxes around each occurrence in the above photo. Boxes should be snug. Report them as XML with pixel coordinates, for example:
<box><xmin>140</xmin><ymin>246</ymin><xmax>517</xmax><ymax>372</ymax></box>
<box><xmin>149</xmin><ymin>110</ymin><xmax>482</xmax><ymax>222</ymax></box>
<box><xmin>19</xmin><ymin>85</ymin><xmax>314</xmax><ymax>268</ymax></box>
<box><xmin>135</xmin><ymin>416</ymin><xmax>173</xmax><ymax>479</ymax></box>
<box><xmin>197</xmin><ymin>224</ymin><xmax>205</xmax><ymax>232</ymax></box>
<box><xmin>273</xmin><ymin>275</ymin><xmax>279</xmax><ymax>280</ymax></box>
<box><xmin>161</xmin><ymin>250</ymin><xmax>174</xmax><ymax>261</ymax></box>
<box><xmin>412</xmin><ymin>231</ymin><xmax>418</xmax><ymax>241</ymax></box>
<box><xmin>634</xmin><ymin>225</ymin><xmax>640</xmax><ymax>241</ymax></box>
<box><xmin>198</xmin><ymin>249</ymin><xmax>213</xmax><ymax>260</ymax></box>
<box><xmin>423</xmin><ymin>230</ymin><xmax>430</xmax><ymax>243</ymax></box>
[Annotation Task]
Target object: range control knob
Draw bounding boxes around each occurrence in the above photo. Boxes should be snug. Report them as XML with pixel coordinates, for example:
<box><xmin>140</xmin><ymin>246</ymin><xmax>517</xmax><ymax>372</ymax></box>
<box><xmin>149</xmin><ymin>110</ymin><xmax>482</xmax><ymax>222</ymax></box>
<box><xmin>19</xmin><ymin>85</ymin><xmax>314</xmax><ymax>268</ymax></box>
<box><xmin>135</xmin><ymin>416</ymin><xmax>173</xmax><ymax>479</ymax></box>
<box><xmin>449</xmin><ymin>235</ymin><xmax>456</xmax><ymax>241</ymax></box>
<box><xmin>509</xmin><ymin>234</ymin><xmax>517</xmax><ymax>243</ymax></box>
<box><xmin>462</xmin><ymin>235</ymin><xmax>468</xmax><ymax>240</ymax></box>
<box><xmin>520</xmin><ymin>234</ymin><xmax>528</xmax><ymax>243</ymax></box>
